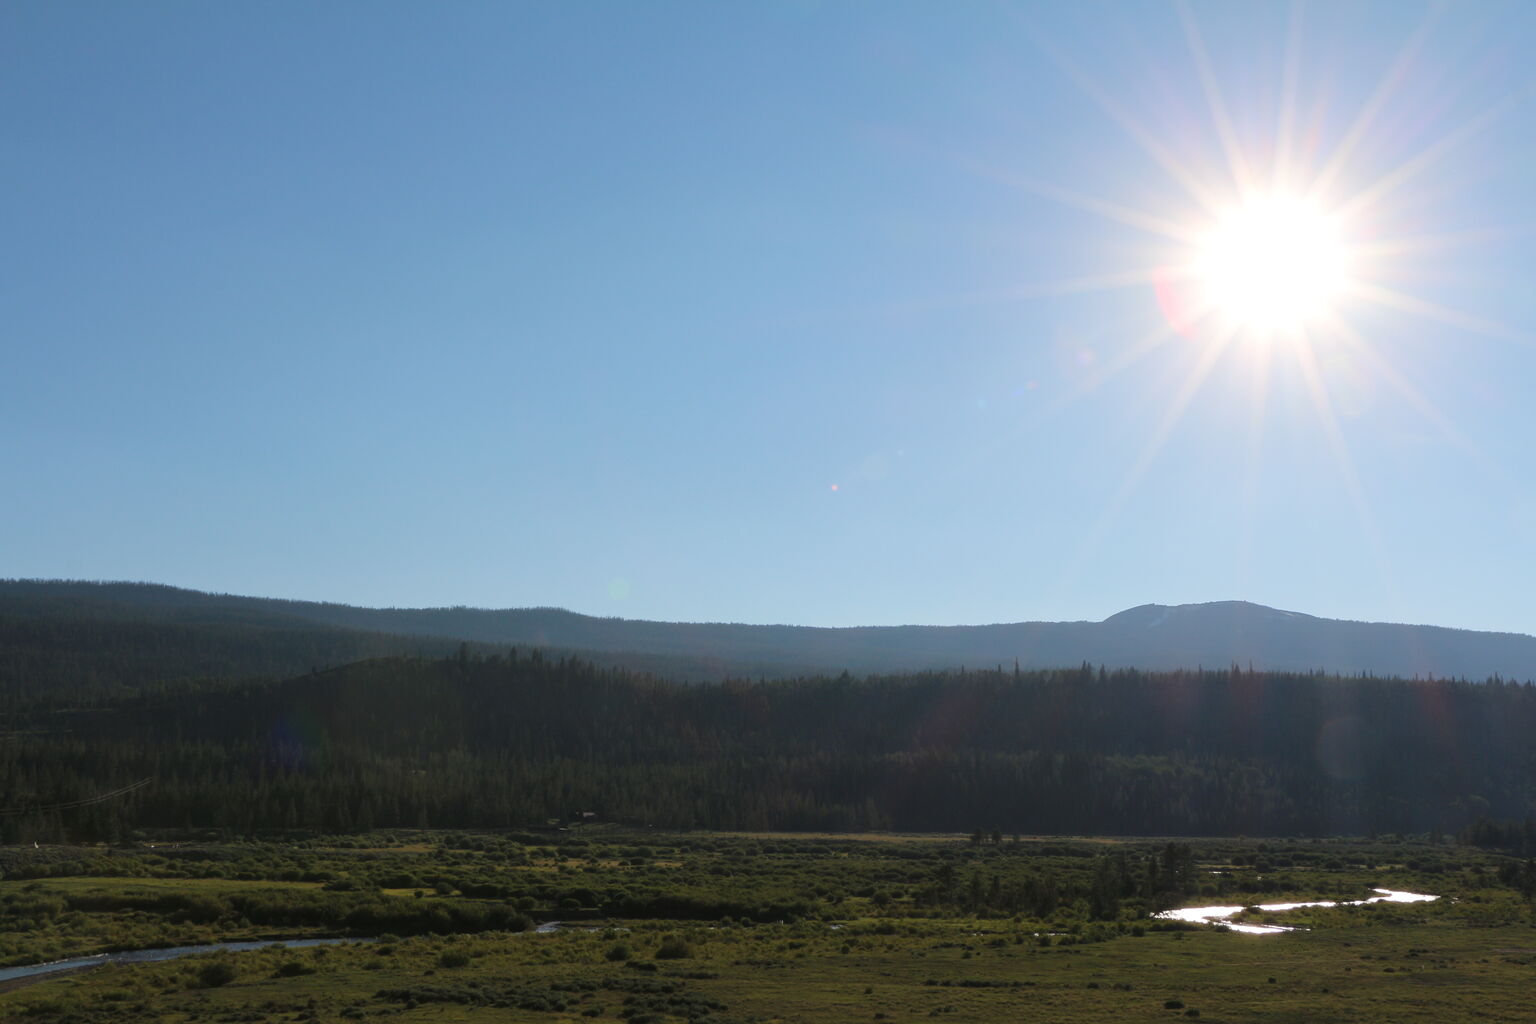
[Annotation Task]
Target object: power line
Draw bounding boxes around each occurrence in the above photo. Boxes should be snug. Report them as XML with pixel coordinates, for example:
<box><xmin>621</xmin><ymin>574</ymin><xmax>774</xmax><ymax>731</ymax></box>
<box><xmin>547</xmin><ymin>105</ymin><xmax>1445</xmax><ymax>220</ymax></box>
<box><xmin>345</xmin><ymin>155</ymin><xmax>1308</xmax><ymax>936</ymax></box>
<box><xmin>0</xmin><ymin>777</ymin><xmax>152</xmax><ymax>816</ymax></box>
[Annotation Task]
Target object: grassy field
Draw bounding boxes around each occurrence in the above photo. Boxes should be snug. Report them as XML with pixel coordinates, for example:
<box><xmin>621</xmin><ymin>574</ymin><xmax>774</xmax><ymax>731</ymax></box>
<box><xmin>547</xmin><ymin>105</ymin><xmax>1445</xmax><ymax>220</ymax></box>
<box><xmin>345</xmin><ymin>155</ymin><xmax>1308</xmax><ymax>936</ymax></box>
<box><xmin>0</xmin><ymin>830</ymin><xmax>1530</xmax><ymax>1022</ymax></box>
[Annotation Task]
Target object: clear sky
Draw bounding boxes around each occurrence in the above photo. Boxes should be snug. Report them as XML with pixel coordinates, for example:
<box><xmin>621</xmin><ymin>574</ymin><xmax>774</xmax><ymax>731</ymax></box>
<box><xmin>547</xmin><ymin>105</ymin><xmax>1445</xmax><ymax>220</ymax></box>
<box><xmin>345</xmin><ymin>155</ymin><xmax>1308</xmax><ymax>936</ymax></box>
<box><xmin>6</xmin><ymin>1</ymin><xmax>1536</xmax><ymax>632</ymax></box>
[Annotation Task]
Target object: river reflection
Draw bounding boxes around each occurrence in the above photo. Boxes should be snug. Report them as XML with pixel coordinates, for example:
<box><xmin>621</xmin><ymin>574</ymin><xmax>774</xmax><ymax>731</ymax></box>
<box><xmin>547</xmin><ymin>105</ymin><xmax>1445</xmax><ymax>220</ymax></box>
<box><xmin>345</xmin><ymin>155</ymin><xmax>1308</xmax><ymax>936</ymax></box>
<box><xmin>1155</xmin><ymin>888</ymin><xmax>1438</xmax><ymax>935</ymax></box>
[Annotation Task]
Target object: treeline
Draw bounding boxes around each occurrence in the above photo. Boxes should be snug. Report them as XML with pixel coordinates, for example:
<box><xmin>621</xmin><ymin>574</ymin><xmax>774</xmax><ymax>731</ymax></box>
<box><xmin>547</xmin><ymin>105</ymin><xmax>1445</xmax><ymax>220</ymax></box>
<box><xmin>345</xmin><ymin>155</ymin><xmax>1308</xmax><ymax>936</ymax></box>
<box><xmin>1461</xmin><ymin>816</ymin><xmax>1536</xmax><ymax>856</ymax></box>
<box><xmin>5</xmin><ymin>885</ymin><xmax>531</xmax><ymax>941</ymax></box>
<box><xmin>2</xmin><ymin>652</ymin><xmax>1534</xmax><ymax>841</ymax></box>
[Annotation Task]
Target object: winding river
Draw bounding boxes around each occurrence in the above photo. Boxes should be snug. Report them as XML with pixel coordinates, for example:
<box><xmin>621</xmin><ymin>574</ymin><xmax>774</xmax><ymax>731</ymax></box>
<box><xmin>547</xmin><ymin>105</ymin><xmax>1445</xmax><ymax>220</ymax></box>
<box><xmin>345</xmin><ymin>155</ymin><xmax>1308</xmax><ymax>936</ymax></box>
<box><xmin>0</xmin><ymin>888</ymin><xmax>1443</xmax><ymax>989</ymax></box>
<box><xmin>0</xmin><ymin>936</ymin><xmax>371</xmax><ymax>986</ymax></box>
<box><xmin>1156</xmin><ymin>888</ymin><xmax>1439</xmax><ymax>934</ymax></box>
<box><xmin>4</xmin><ymin>917</ymin><xmax>585</xmax><ymax>987</ymax></box>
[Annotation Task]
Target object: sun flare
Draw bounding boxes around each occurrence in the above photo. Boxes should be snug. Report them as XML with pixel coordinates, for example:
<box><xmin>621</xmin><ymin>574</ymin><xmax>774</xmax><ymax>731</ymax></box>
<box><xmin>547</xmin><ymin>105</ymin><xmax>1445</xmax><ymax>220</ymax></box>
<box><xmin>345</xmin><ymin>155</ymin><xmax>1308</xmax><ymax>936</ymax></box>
<box><xmin>965</xmin><ymin>6</ymin><xmax>1522</xmax><ymax>565</ymax></box>
<box><xmin>1193</xmin><ymin>195</ymin><xmax>1350</xmax><ymax>334</ymax></box>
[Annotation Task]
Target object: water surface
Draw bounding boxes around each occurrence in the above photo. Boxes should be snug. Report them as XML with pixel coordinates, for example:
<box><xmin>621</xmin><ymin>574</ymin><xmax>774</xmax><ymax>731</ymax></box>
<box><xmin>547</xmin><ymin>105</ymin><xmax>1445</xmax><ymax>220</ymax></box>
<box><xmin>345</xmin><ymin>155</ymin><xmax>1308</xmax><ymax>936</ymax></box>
<box><xmin>1156</xmin><ymin>888</ymin><xmax>1438</xmax><ymax>934</ymax></box>
<box><xmin>0</xmin><ymin>936</ymin><xmax>370</xmax><ymax>984</ymax></box>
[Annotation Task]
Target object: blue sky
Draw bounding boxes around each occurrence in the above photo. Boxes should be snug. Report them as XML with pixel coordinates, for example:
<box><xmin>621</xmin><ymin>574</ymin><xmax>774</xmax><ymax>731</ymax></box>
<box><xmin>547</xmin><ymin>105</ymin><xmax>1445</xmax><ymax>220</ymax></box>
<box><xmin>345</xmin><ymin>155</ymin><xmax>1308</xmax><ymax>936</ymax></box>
<box><xmin>6</xmin><ymin>1</ymin><xmax>1536</xmax><ymax>632</ymax></box>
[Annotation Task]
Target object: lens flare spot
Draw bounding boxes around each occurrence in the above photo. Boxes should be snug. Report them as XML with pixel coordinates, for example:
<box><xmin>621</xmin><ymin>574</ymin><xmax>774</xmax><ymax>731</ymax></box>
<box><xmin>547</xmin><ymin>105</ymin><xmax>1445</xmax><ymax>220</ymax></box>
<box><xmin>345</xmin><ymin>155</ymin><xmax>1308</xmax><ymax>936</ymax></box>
<box><xmin>1154</xmin><ymin>265</ymin><xmax>1202</xmax><ymax>338</ymax></box>
<box><xmin>1316</xmin><ymin>715</ymin><xmax>1366</xmax><ymax>781</ymax></box>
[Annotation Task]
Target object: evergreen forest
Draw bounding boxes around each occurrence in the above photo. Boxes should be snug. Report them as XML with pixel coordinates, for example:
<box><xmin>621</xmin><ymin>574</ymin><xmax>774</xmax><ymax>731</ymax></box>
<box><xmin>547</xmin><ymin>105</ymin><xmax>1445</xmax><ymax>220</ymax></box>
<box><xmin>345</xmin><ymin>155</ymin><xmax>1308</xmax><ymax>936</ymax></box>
<box><xmin>2</xmin><ymin>649</ymin><xmax>1533</xmax><ymax>844</ymax></box>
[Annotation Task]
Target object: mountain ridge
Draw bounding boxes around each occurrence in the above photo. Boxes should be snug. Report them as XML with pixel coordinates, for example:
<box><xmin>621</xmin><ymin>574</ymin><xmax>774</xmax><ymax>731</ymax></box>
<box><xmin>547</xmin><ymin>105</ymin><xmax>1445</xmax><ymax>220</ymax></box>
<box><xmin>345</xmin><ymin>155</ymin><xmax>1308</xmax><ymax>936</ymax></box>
<box><xmin>4</xmin><ymin>579</ymin><xmax>1535</xmax><ymax>684</ymax></box>
<box><xmin>13</xmin><ymin>578</ymin><xmax>1528</xmax><ymax>634</ymax></box>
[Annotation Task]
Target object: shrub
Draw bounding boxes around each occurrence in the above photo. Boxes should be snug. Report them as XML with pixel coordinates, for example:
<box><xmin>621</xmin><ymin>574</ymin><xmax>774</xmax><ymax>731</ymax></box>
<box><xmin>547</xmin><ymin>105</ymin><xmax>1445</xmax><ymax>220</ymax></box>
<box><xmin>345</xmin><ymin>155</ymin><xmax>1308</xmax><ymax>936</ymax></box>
<box><xmin>606</xmin><ymin>944</ymin><xmax>632</xmax><ymax>962</ymax></box>
<box><xmin>654</xmin><ymin>938</ymin><xmax>693</xmax><ymax>960</ymax></box>
<box><xmin>436</xmin><ymin>950</ymin><xmax>471</xmax><ymax>969</ymax></box>
<box><xmin>195</xmin><ymin>961</ymin><xmax>237</xmax><ymax>988</ymax></box>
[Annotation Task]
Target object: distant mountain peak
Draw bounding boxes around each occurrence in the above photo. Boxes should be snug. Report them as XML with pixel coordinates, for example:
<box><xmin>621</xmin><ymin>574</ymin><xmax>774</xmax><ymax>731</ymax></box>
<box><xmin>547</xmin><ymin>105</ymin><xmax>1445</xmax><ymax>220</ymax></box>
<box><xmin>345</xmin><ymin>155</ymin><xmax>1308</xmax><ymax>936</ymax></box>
<box><xmin>1102</xmin><ymin>601</ymin><xmax>1311</xmax><ymax>628</ymax></box>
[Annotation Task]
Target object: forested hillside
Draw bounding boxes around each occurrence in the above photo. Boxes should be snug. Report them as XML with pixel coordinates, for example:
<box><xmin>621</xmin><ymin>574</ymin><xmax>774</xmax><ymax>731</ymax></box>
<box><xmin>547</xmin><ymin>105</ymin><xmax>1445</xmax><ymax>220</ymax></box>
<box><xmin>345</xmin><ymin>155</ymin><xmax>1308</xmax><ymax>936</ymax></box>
<box><xmin>0</xmin><ymin>613</ymin><xmax>467</xmax><ymax>697</ymax></box>
<box><xmin>0</xmin><ymin>587</ymin><xmax>778</xmax><ymax>694</ymax></box>
<box><xmin>8</xmin><ymin>579</ymin><xmax>1536</xmax><ymax>682</ymax></box>
<box><xmin>3</xmin><ymin>651</ymin><xmax>1532</xmax><ymax>843</ymax></box>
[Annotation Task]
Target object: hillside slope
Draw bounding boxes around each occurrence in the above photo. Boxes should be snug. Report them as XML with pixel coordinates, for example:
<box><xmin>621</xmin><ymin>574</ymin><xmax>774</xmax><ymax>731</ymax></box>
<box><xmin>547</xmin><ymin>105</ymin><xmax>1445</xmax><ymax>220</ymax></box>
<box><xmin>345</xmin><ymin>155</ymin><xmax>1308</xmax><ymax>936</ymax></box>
<box><xmin>4</xmin><ymin>580</ymin><xmax>1534</xmax><ymax>683</ymax></box>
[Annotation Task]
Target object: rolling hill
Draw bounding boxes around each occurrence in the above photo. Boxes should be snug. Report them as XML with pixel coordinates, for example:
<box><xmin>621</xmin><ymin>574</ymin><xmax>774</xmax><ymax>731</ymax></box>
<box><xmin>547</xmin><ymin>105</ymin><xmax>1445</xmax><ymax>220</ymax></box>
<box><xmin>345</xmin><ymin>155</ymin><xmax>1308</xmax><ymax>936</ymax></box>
<box><xmin>3</xmin><ymin>579</ymin><xmax>1534</xmax><ymax>687</ymax></box>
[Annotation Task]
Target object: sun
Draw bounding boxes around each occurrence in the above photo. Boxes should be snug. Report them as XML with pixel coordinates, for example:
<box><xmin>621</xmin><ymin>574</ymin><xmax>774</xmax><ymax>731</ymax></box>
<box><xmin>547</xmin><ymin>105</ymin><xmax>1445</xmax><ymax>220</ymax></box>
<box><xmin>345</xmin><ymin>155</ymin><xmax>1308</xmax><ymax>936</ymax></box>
<box><xmin>1193</xmin><ymin>195</ymin><xmax>1351</xmax><ymax>334</ymax></box>
<box><xmin>966</xmin><ymin>6</ymin><xmax>1518</xmax><ymax>554</ymax></box>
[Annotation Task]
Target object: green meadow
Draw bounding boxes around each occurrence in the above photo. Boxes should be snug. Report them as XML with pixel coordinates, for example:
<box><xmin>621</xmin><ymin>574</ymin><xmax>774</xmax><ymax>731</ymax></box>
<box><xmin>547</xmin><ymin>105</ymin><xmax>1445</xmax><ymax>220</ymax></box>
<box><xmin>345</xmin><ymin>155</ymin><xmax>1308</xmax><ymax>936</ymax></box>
<box><xmin>1</xmin><ymin>830</ymin><xmax>1531</xmax><ymax>1023</ymax></box>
